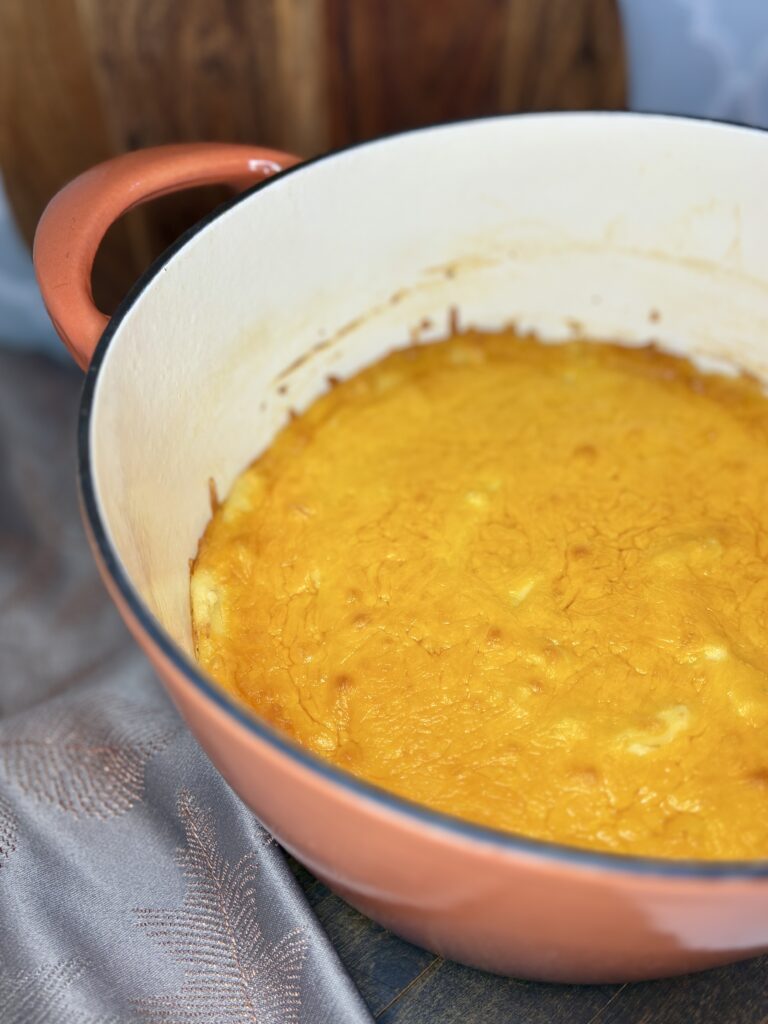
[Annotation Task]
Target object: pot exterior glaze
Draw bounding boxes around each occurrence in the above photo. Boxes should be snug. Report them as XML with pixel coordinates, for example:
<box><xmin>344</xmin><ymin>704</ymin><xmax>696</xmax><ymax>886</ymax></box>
<box><xmin>36</xmin><ymin>116</ymin><xmax>768</xmax><ymax>982</ymax></box>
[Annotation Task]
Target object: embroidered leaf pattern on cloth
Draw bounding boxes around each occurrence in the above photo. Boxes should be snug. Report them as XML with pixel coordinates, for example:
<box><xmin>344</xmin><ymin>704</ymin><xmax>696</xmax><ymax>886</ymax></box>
<box><xmin>0</xmin><ymin>958</ymin><xmax>121</xmax><ymax>1024</ymax></box>
<box><xmin>0</xmin><ymin>695</ymin><xmax>176</xmax><ymax>819</ymax></box>
<box><xmin>0</xmin><ymin>791</ymin><xmax>17</xmax><ymax>867</ymax></box>
<box><xmin>134</xmin><ymin>790</ymin><xmax>307</xmax><ymax>1024</ymax></box>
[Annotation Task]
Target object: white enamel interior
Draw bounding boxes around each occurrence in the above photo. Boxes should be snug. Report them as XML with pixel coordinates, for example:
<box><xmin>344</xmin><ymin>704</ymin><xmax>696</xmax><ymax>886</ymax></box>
<box><xmin>89</xmin><ymin>113</ymin><xmax>768</xmax><ymax>656</ymax></box>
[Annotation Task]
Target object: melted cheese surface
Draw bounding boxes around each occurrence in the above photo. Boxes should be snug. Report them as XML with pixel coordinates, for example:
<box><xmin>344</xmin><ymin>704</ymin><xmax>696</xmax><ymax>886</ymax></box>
<box><xmin>192</xmin><ymin>332</ymin><xmax>768</xmax><ymax>859</ymax></box>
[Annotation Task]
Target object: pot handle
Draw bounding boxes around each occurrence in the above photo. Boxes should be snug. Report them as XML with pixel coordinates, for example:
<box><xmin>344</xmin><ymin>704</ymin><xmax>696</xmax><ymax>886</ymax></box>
<box><xmin>33</xmin><ymin>143</ymin><xmax>301</xmax><ymax>370</ymax></box>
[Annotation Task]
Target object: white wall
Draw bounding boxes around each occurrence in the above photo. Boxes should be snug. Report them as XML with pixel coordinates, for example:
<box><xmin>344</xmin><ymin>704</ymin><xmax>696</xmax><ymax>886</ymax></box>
<box><xmin>620</xmin><ymin>0</ymin><xmax>768</xmax><ymax>126</ymax></box>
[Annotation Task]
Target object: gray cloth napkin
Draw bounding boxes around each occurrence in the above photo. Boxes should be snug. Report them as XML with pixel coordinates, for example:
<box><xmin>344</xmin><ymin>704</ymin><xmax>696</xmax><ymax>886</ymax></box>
<box><xmin>0</xmin><ymin>349</ymin><xmax>375</xmax><ymax>1023</ymax></box>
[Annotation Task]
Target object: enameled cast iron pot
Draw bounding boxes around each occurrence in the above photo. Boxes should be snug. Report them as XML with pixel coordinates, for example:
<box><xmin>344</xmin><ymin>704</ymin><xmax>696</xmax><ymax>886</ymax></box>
<box><xmin>34</xmin><ymin>114</ymin><xmax>768</xmax><ymax>983</ymax></box>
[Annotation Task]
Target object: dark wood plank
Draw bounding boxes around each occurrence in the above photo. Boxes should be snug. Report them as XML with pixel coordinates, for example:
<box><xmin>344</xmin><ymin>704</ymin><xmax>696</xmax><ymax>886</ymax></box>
<box><xmin>327</xmin><ymin>0</ymin><xmax>511</xmax><ymax>143</ymax></box>
<box><xmin>591</xmin><ymin>955</ymin><xmax>768</xmax><ymax>1024</ymax></box>
<box><xmin>499</xmin><ymin>0</ymin><xmax>626</xmax><ymax>111</ymax></box>
<box><xmin>376</xmin><ymin>958</ymin><xmax>621</xmax><ymax>1024</ymax></box>
<box><xmin>291</xmin><ymin>859</ymin><xmax>436</xmax><ymax>1016</ymax></box>
<box><xmin>327</xmin><ymin>0</ymin><xmax>625</xmax><ymax>145</ymax></box>
<box><xmin>80</xmin><ymin>0</ymin><xmax>324</xmax><ymax>154</ymax></box>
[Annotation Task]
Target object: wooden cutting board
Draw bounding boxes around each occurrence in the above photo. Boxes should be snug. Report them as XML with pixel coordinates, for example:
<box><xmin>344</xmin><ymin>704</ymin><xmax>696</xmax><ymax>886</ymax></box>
<box><xmin>0</xmin><ymin>0</ymin><xmax>624</xmax><ymax>312</ymax></box>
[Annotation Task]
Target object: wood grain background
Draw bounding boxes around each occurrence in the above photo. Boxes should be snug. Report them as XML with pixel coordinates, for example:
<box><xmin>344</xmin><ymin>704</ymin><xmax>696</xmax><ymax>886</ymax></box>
<box><xmin>0</xmin><ymin>0</ymin><xmax>625</xmax><ymax>309</ymax></box>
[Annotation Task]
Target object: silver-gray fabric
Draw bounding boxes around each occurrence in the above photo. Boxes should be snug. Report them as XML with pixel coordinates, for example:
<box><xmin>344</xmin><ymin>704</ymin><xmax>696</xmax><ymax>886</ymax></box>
<box><xmin>0</xmin><ymin>348</ymin><xmax>374</xmax><ymax>1023</ymax></box>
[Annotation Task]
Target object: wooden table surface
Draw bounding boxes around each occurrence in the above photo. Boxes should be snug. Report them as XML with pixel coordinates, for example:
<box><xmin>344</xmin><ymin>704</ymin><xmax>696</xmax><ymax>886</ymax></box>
<box><xmin>2</xmin><ymin>345</ymin><xmax>766</xmax><ymax>1023</ymax></box>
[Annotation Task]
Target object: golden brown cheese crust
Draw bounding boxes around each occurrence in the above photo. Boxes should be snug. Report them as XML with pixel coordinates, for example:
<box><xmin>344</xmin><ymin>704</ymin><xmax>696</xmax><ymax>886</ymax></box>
<box><xmin>192</xmin><ymin>331</ymin><xmax>768</xmax><ymax>859</ymax></box>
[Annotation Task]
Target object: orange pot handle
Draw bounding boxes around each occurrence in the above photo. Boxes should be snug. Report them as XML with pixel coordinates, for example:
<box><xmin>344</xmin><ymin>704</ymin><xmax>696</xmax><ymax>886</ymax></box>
<box><xmin>33</xmin><ymin>143</ymin><xmax>301</xmax><ymax>370</ymax></box>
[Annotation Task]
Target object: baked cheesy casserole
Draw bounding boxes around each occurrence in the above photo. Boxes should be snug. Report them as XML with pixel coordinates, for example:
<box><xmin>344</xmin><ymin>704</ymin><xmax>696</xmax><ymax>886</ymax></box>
<box><xmin>192</xmin><ymin>330</ymin><xmax>768</xmax><ymax>859</ymax></box>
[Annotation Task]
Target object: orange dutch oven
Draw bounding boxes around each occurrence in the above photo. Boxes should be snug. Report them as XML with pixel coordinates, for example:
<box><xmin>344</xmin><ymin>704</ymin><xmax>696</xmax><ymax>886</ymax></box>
<box><xmin>34</xmin><ymin>114</ymin><xmax>768</xmax><ymax>983</ymax></box>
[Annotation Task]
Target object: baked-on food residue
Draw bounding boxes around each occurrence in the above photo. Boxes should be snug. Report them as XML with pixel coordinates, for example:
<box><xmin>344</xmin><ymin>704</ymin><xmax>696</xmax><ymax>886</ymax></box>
<box><xmin>191</xmin><ymin>330</ymin><xmax>768</xmax><ymax>859</ymax></box>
